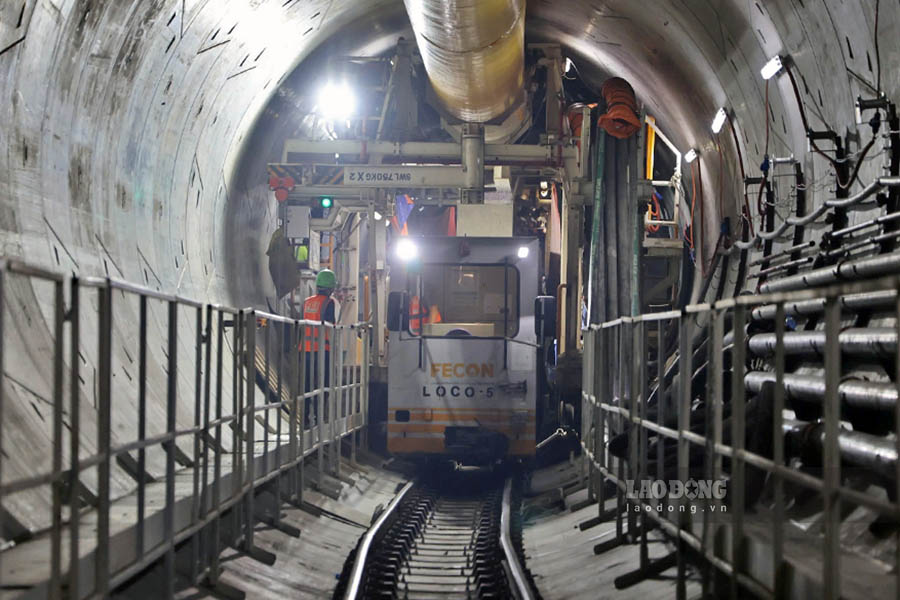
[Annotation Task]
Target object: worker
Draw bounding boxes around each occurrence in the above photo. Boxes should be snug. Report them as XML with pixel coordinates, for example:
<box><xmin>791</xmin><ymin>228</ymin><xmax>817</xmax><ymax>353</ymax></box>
<box><xmin>302</xmin><ymin>269</ymin><xmax>338</xmax><ymax>427</ymax></box>
<box><xmin>294</xmin><ymin>242</ymin><xmax>309</xmax><ymax>265</ymax></box>
<box><xmin>409</xmin><ymin>295</ymin><xmax>442</xmax><ymax>335</ymax></box>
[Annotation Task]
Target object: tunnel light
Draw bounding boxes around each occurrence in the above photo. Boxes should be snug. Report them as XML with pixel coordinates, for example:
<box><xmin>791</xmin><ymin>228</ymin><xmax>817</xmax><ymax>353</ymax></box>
<box><xmin>374</xmin><ymin>211</ymin><xmax>383</xmax><ymax>221</ymax></box>
<box><xmin>317</xmin><ymin>83</ymin><xmax>356</xmax><ymax>119</ymax></box>
<box><xmin>760</xmin><ymin>55</ymin><xmax>783</xmax><ymax>80</ymax></box>
<box><xmin>684</xmin><ymin>148</ymin><xmax>698</xmax><ymax>163</ymax></box>
<box><xmin>396</xmin><ymin>239</ymin><xmax>418</xmax><ymax>261</ymax></box>
<box><xmin>538</xmin><ymin>181</ymin><xmax>551</xmax><ymax>200</ymax></box>
<box><xmin>565</xmin><ymin>58</ymin><xmax>573</xmax><ymax>74</ymax></box>
<box><xmin>517</xmin><ymin>246</ymin><xmax>530</xmax><ymax>259</ymax></box>
<box><xmin>711</xmin><ymin>108</ymin><xmax>727</xmax><ymax>134</ymax></box>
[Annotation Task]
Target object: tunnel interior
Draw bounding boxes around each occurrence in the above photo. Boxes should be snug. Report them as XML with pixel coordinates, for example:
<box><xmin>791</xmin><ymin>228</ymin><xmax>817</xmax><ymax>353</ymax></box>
<box><xmin>0</xmin><ymin>0</ymin><xmax>898</xmax><ymax>598</ymax></box>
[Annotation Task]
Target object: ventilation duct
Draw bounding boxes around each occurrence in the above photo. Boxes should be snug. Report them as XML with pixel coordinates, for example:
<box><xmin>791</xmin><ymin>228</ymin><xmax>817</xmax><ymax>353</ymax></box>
<box><xmin>403</xmin><ymin>0</ymin><xmax>526</xmax><ymax>123</ymax></box>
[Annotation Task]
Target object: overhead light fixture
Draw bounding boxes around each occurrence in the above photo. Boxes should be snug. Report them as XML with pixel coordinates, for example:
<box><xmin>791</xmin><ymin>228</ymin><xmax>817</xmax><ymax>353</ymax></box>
<box><xmin>538</xmin><ymin>181</ymin><xmax>551</xmax><ymax>200</ymax></box>
<box><xmin>565</xmin><ymin>58</ymin><xmax>574</xmax><ymax>73</ymax></box>
<box><xmin>373</xmin><ymin>211</ymin><xmax>383</xmax><ymax>221</ymax></box>
<box><xmin>396</xmin><ymin>239</ymin><xmax>418</xmax><ymax>261</ymax></box>
<box><xmin>317</xmin><ymin>82</ymin><xmax>356</xmax><ymax>119</ymax></box>
<box><xmin>760</xmin><ymin>55</ymin><xmax>783</xmax><ymax>80</ymax></box>
<box><xmin>684</xmin><ymin>148</ymin><xmax>698</xmax><ymax>163</ymax></box>
<box><xmin>711</xmin><ymin>108</ymin><xmax>727</xmax><ymax>134</ymax></box>
<box><xmin>517</xmin><ymin>246</ymin><xmax>530</xmax><ymax>259</ymax></box>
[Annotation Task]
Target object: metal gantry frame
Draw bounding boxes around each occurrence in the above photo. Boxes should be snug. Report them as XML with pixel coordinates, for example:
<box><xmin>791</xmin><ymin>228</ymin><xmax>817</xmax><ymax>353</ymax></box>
<box><xmin>581</xmin><ymin>275</ymin><xmax>900</xmax><ymax>599</ymax></box>
<box><xmin>0</xmin><ymin>259</ymin><xmax>371</xmax><ymax>599</ymax></box>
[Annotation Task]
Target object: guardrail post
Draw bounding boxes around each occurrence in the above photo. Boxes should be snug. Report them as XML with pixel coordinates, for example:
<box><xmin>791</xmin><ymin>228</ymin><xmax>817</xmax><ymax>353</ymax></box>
<box><xmin>210</xmin><ymin>309</ymin><xmax>226</xmax><ymax>587</ymax></box>
<box><xmin>317</xmin><ymin>324</ymin><xmax>326</xmax><ymax>481</ymax></box>
<box><xmin>730</xmin><ymin>304</ymin><xmax>746</xmax><ymax>599</ymax></box>
<box><xmin>0</xmin><ymin>266</ymin><xmax>5</xmax><ymax>591</ymax></box>
<box><xmin>231</xmin><ymin>311</ymin><xmax>244</xmax><ymax>546</ymax></box>
<box><xmin>288</xmin><ymin>320</ymin><xmax>299</xmax><ymax>500</ymax></box>
<box><xmin>164</xmin><ymin>299</ymin><xmax>178</xmax><ymax>598</ymax></box>
<box><xmin>244</xmin><ymin>310</ymin><xmax>257</xmax><ymax>553</ymax></box>
<box><xmin>50</xmin><ymin>278</ymin><xmax>64</xmax><ymax>599</ymax></box>
<box><xmin>773</xmin><ymin>302</ymin><xmax>786</xmax><ymax>597</ymax></box>
<box><xmin>200</xmin><ymin>305</ymin><xmax>213</xmax><ymax>581</ymax></box>
<box><xmin>362</xmin><ymin>326</ymin><xmax>369</xmax><ymax>451</ymax></box>
<box><xmin>191</xmin><ymin>305</ymin><xmax>203</xmax><ymax>582</ymax></box>
<box><xmin>68</xmin><ymin>277</ymin><xmax>81</xmax><ymax>597</ymax></box>
<box><xmin>677</xmin><ymin>311</ymin><xmax>693</xmax><ymax>600</ymax></box>
<box><xmin>333</xmin><ymin>326</ymin><xmax>343</xmax><ymax>476</ymax></box>
<box><xmin>823</xmin><ymin>296</ymin><xmax>842</xmax><ymax>599</ymax></box>
<box><xmin>596</xmin><ymin>327</ymin><xmax>607</xmax><ymax>519</ymax></box>
<box><xmin>297</xmin><ymin>322</ymin><xmax>306</xmax><ymax>503</ymax></box>
<box><xmin>96</xmin><ymin>283</ymin><xmax>113</xmax><ymax>597</ymax></box>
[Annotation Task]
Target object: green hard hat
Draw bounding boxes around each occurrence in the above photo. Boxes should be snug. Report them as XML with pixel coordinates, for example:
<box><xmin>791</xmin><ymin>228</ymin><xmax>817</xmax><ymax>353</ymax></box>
<box><xmin>315</xmin><ymin>269</ymin><xmax>336</xmax><ymax>289</ymax></box>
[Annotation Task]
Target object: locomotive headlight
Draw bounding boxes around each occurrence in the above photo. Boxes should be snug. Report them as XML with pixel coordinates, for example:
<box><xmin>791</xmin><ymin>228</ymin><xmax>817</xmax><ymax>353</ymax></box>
<box><xmin>517</xmin><ymin>246</ymin><xmax>529</xmax><ymax>259</ymax></box>
<box><xmin>396</xmin><ymin>238</ymin><xmax>418</xmax><ymax>261</ymax></box>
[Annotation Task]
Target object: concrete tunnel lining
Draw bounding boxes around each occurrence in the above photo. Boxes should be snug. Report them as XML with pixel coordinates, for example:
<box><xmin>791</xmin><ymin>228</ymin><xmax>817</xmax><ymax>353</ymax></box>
<box><xmin>0</xmin><ymin>0</ymin><xmax>896</xmax><ymax>579</ymax></box>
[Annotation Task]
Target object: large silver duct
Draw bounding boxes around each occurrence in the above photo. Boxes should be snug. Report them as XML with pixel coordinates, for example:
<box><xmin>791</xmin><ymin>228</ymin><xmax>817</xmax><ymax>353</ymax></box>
<box><xmin>403</xmin><ymin>0</ymin><xmax>526</xmax><ymax>122</ymax></box>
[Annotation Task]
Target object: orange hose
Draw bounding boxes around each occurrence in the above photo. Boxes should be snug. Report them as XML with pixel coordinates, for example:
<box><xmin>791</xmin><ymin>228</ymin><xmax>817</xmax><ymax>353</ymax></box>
<box><xmin>597</xmin><ymin>78</ymin><xmax>641</xmax><ymax>139</ymax></box>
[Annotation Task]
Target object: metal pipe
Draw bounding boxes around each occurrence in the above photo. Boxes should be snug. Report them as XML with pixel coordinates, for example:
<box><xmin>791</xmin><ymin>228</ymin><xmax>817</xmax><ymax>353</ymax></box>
<box><xmin>784</xmin><ymin>419</ymin><xmax>898</xmax><ymax>482</ymax></box>
<box><xmin>748</xmin><ymin>240</ymin><xmax>814</xmax><ymax>267</ymax></box>
<box><xmin>759</xmin><ymin>252</ymin><xmax>900</xmax><ymax>294</ymax></box>
<box><xmin>749</xmin><ymin>328</ymin><xmax>897</xmax><ymax>357</ymax></box>
<box><xmin>828</xmin><ymin>176</ymin><xmax>900</xmax><ymax>208</ymax></box>
<box><xmin>828</xmin><ymin>209</ymin><xmax>900</xmax><ymax>240</ymax></box>
<box><xmin>403</xmin><ymin>0</ymin><xmax>525</xmax><ymax>122</ymax></box>
<box><xmin>745</xmin><ymin>371</ymin><xmax>896</xmax><ymax>413</ymax></box>
<box><xmin>461</xmin><ymin>123</ymin><xmax>485</xmax><ymax>203</ymax></box>
<box><xmin>751</xmin><ymin>290</ymin><xmax>897</xmax><ymax>321</ymax></box>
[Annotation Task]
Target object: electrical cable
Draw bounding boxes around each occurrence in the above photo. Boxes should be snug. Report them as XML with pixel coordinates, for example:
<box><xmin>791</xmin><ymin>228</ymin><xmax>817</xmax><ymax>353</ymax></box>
<box><xmin>726</xmin><ymin>112</ymin><xmax>754</xmax><ymax>238</ymax></box>
<box><xmin>782</xmin><ymin>60</ymin><xmax>875</xmax><ymax>190</ymax></box>
<box><xmin>875</xmin><ymin>0</ymin><xmax>882</xmax><ymax>94</ymax></box>
<box><xmin>698</xmin><ymin>156</ymin><xmax>705</xmax><ymax>267</ymax></box>
<box><xmin>688</xmin><ymin>161</ymin><xmax>696</xmax><ymax>249</ymax></box>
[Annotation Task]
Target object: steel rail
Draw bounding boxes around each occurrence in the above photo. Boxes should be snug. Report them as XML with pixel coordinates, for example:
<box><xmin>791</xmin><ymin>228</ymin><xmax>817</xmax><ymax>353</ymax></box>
<box><xmin>343</xmin><ymin>481</ymin><xmax>415</xmax><ymax>600</ymax></box>
<box><xmin>501</xmin><ymin>477</ymin><xmax>535</xmax><ymax>600</ymax></box>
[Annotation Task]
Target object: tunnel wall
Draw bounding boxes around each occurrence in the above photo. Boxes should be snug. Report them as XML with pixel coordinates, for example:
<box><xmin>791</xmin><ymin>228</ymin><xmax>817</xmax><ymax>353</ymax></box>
<box><xmin>0</xmin><ymin>0</ymin><xmax>898</xmax><ymax>537</ymax></box>
<box><xmin>0</xmin><ymin>0</ymin><xmax>395</xmax><ymax>534</ymax></box>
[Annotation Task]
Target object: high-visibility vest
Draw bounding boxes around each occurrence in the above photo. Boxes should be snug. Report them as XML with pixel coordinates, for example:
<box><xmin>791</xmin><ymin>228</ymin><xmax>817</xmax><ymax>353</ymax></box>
<box><xmin>303</xmin><ymin>294</ymin><xmax>332</xmax><ymax>352</ymax></box>
<box><xmin>409</xmin><ymin>296</ymin><xmax>442</xmax><ymax>334</ymax></box>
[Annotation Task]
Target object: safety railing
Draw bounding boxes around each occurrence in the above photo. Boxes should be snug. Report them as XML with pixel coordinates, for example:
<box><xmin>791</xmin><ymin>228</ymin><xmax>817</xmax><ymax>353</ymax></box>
<box><xmin>0</xmin><ymin>259</ymin><xmax>370</xmax><ymax>599</ymax></box>
<box><xmin>581</xmin><ymin>275</ymin><xmax>900</xmax><ymax>600</ymax></box>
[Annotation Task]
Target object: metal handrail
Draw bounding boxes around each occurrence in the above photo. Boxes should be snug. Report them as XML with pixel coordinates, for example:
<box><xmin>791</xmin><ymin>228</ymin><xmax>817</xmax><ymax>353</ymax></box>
<box><xmin>343</xmin><ymin>481</ymin><xmax>415</xmax><ymax>599</ymax></box>
<box><xmin>579</xmin><ymin>271</ymin><xmax>900</xmax><ymax>598</ymax></box>
<box><xmin>0</xmin><ymin>258</ymin><xmax>372</xmax><ymax>598</ymax></box>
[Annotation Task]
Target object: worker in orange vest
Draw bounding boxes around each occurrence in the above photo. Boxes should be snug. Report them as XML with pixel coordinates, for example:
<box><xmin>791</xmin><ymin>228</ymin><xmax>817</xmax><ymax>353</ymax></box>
<box><xmin>409</xmin><ymin>295</ymin><xmax>442</xmax><ymax>335</ymax></box>
<box><xmin>302</xmin><ymin>269</ymin><xmax>338</xmax><ymax>427</ymax></box>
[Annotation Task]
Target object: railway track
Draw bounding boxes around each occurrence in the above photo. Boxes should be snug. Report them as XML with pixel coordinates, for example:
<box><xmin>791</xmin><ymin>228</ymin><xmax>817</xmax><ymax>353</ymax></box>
<box><xmin>337</xmin><ymin>471</ymin><xmax>537</xmax><ymax>599</ymax></box>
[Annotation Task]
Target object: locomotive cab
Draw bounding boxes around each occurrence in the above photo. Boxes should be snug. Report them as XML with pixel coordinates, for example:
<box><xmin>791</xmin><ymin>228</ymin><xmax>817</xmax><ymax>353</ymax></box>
<box><xmin>386</xmin><ymin>236</ymin><xmax>541</xmax><ymax>464</ymax></box>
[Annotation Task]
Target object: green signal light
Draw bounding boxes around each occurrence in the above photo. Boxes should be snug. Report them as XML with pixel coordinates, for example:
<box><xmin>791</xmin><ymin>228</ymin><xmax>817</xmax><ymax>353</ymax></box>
<box><xmin>320</xmin><ymin>197</ymin><xmax>333</xmax><ymax>208</ymax></box>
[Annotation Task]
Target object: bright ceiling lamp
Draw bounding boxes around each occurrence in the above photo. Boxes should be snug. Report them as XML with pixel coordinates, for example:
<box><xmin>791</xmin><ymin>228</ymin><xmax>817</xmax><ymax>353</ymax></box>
<box><xmin>396</xmin><ymin>238</ymin><xmax>418</xmax><ymax>261</ymax></box>
<box><xmin>711</xmin><ymin>108</ymin><xmax>727</xmax><ymax>134</ymax></box>
<box><xmin>317</xmin><ymin>82</ymin><xmax>356</xmax><ymax>119</ymax></box>
<box><xmin>760</xmin><ymin>55</ymin><xmax>783</xmax><ymax>80</ymax></box>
